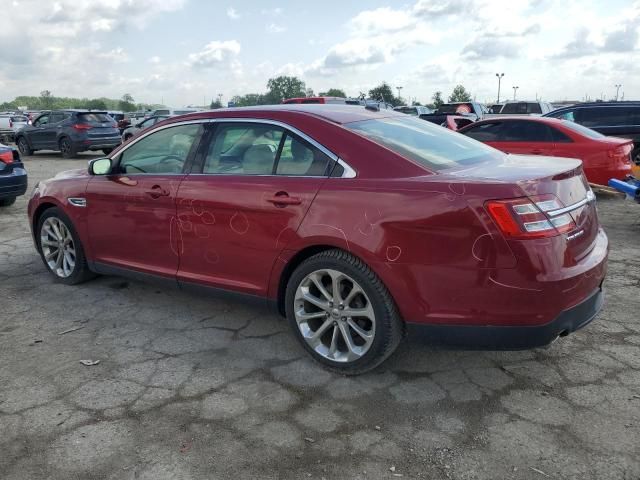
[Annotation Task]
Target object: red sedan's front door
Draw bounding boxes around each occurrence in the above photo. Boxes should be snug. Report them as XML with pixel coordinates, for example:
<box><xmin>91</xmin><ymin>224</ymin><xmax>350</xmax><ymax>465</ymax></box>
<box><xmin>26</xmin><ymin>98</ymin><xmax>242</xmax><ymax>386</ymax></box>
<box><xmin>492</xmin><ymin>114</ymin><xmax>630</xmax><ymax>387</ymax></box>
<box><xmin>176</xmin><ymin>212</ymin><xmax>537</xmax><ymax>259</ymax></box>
<box><xmin>85</xmin><ymin>123</ymin><xmax>205</xmax><ymax>278</ymax></box>
<box><xmin>175</xmin><ymin>122</ymin><xmax>332</xmax><ymax>296</ymax></box>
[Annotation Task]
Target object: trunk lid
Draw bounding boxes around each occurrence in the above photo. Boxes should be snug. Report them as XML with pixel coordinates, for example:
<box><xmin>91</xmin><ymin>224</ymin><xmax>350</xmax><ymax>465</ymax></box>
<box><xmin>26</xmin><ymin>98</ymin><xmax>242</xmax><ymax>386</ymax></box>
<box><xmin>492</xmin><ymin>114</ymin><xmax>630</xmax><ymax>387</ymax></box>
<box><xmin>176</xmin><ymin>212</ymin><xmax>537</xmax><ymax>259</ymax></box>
<box><xmin>450</xmin><ymin>154</ymin><xmax>599</xmax><ymax>261</ymax></box>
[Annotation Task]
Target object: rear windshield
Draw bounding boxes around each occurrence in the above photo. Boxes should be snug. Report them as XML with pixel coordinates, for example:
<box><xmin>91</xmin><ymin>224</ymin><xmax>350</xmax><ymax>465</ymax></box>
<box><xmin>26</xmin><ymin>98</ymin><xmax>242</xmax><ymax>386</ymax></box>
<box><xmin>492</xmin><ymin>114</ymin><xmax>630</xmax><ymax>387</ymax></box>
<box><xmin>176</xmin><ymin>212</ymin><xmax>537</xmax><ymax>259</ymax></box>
<box><xmin>78</xmin><ymin>113</ymin><xmax>112</xmax><ymax>123</ymax></box>
<box><xmin>560</xmin><ymin>120</ymin><xmax>605</xmax><ymax>139</ymax></box>
<box><xmin>346</xmin><ymin>116</ymin><xmax>502</xmax><ymax>171</ymax></box>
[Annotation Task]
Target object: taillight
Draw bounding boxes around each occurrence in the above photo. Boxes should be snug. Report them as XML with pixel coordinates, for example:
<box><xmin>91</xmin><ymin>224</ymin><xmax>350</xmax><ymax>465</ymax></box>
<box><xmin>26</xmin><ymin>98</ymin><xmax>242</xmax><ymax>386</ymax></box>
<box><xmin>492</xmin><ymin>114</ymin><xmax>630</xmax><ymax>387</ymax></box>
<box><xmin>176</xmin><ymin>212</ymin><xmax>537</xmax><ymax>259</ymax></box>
<box><xmin>8</xmin><ymin>119</ymin><xmax>13</xmax><ymax>128</ymax></box>
<box><xmin>608</xmin><ymin>144</ymin><xmax>633</xmax><ymax>163</ymax></box>
<box><xmin>0</xmin><ymin>150</ymin><xmax>14</xmax><ymax>164</ymax></box>
<box><xmin>72</xmin><ymin>123</ymin><xmax>92</xmax><ymax>131</ymax></box>
<box><xmin>486</xmin><ymin>195</ymin><xmax>576</xmax><ymax>239</ymax></box>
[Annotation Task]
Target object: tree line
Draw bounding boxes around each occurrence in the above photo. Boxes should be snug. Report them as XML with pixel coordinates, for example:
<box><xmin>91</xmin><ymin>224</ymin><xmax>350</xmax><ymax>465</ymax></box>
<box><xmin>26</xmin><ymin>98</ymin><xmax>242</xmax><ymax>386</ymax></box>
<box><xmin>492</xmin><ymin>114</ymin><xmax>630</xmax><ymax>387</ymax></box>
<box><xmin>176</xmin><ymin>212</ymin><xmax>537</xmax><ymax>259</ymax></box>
<box><xmin>0</xmin><ymin>77</ymin><xmax>473</xmax><ymax>112</ymax></box>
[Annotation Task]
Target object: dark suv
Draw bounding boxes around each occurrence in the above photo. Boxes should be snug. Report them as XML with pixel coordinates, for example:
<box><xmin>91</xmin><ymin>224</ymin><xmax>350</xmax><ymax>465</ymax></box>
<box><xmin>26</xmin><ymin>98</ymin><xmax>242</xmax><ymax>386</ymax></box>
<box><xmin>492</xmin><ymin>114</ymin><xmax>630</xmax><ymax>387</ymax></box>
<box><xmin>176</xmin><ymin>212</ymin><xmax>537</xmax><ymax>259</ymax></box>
<box><xmin>544</xmin><ymin>102</ymin><xmax>640</xmax><ymax>162</ymax></box>
<box><xmin>16</xmin><ymin>110</ymin><xmax>121</xmax><ymax>158</ymax></box>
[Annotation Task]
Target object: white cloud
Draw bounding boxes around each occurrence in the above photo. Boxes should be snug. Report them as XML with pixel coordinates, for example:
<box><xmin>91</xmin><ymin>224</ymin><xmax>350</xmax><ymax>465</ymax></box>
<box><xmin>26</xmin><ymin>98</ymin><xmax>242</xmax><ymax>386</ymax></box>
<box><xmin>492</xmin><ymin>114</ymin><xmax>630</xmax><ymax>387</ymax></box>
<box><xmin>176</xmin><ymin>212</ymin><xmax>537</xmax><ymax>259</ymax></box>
<box><xmin>187</xmin><ymin>40</ymin><xmax>241</xmax><ymax>69</ymax></box>
<box><xmin>266</xmin><ymin>23</ymin><xmax>286</xmax><ymax>34</ymax></box>
<box><xmin>149</xmin><ymin>56</ymin><xmax>161</xmax><ymax>64</ymax></box>
<box><xmin>226</xmin><ymin>7</ymin><xmax>240</xmax><ymax>20</ymax></box>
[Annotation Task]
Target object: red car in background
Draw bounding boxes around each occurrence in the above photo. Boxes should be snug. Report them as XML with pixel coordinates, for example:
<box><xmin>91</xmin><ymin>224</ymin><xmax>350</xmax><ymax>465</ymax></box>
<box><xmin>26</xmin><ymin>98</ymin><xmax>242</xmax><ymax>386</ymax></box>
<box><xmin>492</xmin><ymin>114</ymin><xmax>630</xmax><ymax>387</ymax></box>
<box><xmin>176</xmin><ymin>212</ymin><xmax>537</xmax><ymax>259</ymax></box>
<box><xmin>459</xmin><ymin>116</ymin><xmax>633</xmax><ymax>185</ymax></box>
<box><xmin>27</xmin><ymin>106</ymin><xmax>607</xmax><ymax>374</ymax></box>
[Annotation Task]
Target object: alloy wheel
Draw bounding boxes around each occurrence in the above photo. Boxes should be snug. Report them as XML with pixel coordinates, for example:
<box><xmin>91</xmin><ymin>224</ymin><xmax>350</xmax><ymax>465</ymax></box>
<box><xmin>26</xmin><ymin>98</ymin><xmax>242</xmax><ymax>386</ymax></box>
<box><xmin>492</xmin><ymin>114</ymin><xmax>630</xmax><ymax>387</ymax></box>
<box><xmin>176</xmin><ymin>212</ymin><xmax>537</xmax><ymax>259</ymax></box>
<box><xmin>40</xmin><ymin>217</ymin><xmax>76</xmax><ymax>278</ymax></box>
<box><xmin>60</xmin><ymin>139</ymin><xmax>71</xmax><ymax>156</ymax></box>
<box><xmin>294</xmin><ymin>269</ymin><xmax>376</xmax><ymax>363</ymax></box>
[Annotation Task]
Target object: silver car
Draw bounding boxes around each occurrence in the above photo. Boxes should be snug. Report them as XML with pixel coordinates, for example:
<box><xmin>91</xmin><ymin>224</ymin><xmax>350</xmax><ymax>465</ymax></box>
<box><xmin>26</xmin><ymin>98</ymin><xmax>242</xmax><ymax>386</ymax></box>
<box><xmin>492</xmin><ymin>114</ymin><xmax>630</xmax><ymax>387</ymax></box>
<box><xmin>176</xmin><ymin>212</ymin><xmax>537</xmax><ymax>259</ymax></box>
<box><xmin>121</xmin><ymin>115</ymin><xmax>170</xmax><ymax>141</ymax></box>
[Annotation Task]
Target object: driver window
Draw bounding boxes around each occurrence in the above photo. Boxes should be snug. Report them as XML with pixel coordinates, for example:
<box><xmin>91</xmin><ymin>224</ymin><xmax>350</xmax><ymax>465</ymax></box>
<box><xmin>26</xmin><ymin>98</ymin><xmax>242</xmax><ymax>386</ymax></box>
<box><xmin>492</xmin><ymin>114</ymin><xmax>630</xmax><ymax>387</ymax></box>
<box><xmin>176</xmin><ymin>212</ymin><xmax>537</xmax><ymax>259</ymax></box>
<box><xmin>35</xmin><ymin>115</ymin><xmax>49</xmax><ymax>127</ymax></box>
<box><xmin>119</xmin><ymin>123</ymin><xmax>203</xmax><ymax>174</ymax></box>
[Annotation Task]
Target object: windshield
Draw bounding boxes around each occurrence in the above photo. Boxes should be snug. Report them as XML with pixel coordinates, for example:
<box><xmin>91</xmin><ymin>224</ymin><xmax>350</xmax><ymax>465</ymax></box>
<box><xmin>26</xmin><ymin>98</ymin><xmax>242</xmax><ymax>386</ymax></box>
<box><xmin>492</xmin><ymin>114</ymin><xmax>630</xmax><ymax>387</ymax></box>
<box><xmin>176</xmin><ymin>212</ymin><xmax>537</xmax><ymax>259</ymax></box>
<box><xmin>394</xmin><ymin>107</ymin><xmax>418</xmax><ymax>116</ymax></box>
<box><xmin>78</xmin><ymin>113</ymin><xmax>112</xmax><ymax>123</ymax></box>
<box><xmin>560</xmin><ymin>120</ymin><xmax>605</xmax><ymax>139</ymax></box>
<box><xmin>346</xmin><ymin>116</ymin><xmax>503</xmax><ymax>171</ymax></box>
<box><xmin>437</xmin><ymin>103</ymin><xmax>472</xmax><ymax>114</ymax></box>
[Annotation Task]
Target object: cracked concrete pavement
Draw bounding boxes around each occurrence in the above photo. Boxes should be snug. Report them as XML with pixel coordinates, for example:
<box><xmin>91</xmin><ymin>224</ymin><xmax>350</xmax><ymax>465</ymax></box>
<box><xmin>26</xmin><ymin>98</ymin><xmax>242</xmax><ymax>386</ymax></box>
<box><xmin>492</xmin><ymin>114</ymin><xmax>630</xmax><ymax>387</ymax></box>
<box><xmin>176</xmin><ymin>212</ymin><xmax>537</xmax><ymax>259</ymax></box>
<box><xmin>1</xmin><ymin>153</ymin><xmax>640</xmax><ymax>479</ymax></box>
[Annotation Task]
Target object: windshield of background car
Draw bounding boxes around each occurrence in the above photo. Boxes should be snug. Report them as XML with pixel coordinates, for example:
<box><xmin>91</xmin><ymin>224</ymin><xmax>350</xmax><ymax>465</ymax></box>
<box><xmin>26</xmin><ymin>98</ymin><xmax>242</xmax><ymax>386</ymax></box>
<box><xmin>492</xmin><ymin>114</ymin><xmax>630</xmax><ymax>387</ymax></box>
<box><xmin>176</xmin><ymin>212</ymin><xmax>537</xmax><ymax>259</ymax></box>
<box><xmin>560</xmin><ymin>120</ymin><xmax>606</xmax><ymax>139</ymax></box>
<box><xmin>394</xmin><ymin>107</ymin><xmax>419</xmax><ymax>116</ymax></box>
<box><xmin>346</xmin><ymin>116</ymin><xmax>503</xmax><ymax>171</ymax></box>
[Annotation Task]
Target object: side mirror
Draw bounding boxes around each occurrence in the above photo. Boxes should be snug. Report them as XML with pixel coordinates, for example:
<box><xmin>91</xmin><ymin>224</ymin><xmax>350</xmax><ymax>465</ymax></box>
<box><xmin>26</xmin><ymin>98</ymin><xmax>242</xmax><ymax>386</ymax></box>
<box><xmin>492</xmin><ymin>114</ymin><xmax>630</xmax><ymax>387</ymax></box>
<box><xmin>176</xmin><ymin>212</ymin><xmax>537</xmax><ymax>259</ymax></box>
<box><xmin>88</xmin><ymin>157</ymin><xmax>113</xmax><ymax>175</ymax></box>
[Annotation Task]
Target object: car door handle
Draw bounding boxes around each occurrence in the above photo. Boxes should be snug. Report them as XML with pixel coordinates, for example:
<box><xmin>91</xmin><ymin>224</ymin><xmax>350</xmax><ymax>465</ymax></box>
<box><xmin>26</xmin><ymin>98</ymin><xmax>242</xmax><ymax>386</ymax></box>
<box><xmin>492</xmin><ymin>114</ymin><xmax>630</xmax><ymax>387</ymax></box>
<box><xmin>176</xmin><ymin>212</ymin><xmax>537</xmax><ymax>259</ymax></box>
<box><xmin>145</xmin><ymin>185</ymin><xmax>170</xmax><ymax>198</ymax></box>
<box><xmin>266</xmin><ymin>194</ymin><xmax>302</xmax><ymax>206</ymax></box>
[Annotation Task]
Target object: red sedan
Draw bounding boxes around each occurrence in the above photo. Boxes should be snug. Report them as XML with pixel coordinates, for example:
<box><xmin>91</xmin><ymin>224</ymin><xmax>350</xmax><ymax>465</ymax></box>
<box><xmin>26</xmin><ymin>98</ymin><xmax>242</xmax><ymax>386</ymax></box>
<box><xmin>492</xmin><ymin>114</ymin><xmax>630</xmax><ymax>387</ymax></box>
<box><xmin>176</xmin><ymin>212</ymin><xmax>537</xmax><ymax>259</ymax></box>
<box><xmin>28</xmin><ymin>106</ymin><xmax>607</xmax><ymax>374</ymax></box>
<box><xmin>458</xmin><ymin>116</ymin><xmax>633</xmax><ymax>185</ymax></box>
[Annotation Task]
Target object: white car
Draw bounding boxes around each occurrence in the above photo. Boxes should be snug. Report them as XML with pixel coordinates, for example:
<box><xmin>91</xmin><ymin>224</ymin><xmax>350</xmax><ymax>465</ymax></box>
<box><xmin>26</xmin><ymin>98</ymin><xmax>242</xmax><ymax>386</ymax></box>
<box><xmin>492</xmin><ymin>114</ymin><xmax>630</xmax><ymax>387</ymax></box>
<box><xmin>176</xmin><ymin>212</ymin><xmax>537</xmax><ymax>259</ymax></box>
<box><xmin>0</xmin><ymin>114</ymin><xmax>29</xmax><ymax>142</ymax></box>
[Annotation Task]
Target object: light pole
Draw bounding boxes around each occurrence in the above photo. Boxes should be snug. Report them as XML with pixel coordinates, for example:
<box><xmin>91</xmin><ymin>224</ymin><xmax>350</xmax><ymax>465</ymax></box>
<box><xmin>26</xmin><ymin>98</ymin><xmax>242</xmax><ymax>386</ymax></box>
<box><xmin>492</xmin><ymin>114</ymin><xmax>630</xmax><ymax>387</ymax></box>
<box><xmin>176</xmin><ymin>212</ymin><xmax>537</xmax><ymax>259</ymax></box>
<box><xmin>495</xmin><ymin>73</ymin><xmax>504</xmax><ymax>103</ymax></box>
<box><xmin>512</xmin><ymin>86</ymin><xmax>519</xmax><ymax>100</ymax></box>
<box><xmin>614</xmin><ymin>84</ymin><xmax>622</xmax><ymax>101</ymax></box>
<box><xmin>396</xmin><ymin>86</ymin><xmax>403</xmax><ymax>104</ymax></box>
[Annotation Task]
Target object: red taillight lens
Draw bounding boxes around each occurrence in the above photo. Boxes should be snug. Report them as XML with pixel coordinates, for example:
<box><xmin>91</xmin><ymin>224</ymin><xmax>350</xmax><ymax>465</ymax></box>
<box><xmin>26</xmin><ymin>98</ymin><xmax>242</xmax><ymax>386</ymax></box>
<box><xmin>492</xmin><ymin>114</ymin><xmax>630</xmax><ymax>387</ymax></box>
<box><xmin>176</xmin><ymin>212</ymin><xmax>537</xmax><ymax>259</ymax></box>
<box><xmin>72</xmin><ymin>123</ymin><xmax>92</xmax><ymax>131</ymax></box>
<box><xmin>0</xmin><ymin>151</ymin><xmax>14</xmax><ymax>164</ymax></box>
<box><xmin>486</xmin><ymin>195</ymin><xmax>576</xmax><ymax>239</ymax></box>
<box><xmin>608</xmin><ymin>144</ymin><xmax>633</xmax><ymax>163</ymax></box>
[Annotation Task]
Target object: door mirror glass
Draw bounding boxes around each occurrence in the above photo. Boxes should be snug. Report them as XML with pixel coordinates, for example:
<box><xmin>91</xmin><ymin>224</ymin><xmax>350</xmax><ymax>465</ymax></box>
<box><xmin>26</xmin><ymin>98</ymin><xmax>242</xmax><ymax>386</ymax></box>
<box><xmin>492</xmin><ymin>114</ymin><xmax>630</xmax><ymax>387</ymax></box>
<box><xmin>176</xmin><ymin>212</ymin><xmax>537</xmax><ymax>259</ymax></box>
<box><xmin>89</xmin><ymin>157</ymin><xmax>112</xmax><ymax>175</ymax></box>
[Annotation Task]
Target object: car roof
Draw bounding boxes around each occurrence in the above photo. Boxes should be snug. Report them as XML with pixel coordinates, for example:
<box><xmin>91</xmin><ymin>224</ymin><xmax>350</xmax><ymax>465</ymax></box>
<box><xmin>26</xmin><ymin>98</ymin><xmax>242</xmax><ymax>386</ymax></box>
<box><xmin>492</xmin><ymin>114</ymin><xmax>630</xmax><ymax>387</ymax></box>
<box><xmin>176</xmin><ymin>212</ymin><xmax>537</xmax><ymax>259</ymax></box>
<box><xmin>551</xmin><ymin>101</ymin><xmax>640</xmax><ymax>110</ymax></box>
<box><xmin>170</xmin><ymin>104</ymin><xmax>402</xmax><ymax>125</ymax></box>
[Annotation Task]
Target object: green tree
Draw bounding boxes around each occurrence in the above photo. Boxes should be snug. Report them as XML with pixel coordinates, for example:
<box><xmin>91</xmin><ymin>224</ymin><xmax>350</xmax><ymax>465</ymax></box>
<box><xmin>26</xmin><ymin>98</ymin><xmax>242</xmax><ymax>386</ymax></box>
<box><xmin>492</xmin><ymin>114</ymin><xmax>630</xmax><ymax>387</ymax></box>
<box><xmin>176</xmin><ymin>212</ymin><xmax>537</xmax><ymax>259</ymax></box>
<box><xmin>210</xmin><ymin>98</ymin><xmax>223</xmax><ymax>109</ymax></box>
<box><xmin>119</xmin><ymin>93</ymin><xmax>136</xmax><ymax>112</ymax></box>
<box><xmin>265</xmin><ymin>76</ymin><xmax>307</xmax><ymax>103</ymax></box>
<box><xmin>40</xmin><ymin>90</ymin><xmax>54</xmax><ymax>109</ymax></box>
<box><xmin>431</xmin><ymin>91</ymin><xmax>444</xmax><ymax>108</ymax></box>
<box><xmin>448</xmin><ymin>85</ymin><xmax>472</xmax><ymax>103</ymax></box>
<box><xmin>368</xmin><ymin>82</ymin><xmax>400</xmax><ymax>106</ymax></box>
<box><xmin>86</xmin><ymin>99</ymin><xmax>107</xmax><ymax>110</ymax></box>
<box><xmin>319</xmin><ymin>88</ymin><xmax>347</xmax><ymax>98</ymax></box>
<box><xmin>230</xmin><ymin>93</ymin><xmax>269</xmax><ymax>107</ymax></box>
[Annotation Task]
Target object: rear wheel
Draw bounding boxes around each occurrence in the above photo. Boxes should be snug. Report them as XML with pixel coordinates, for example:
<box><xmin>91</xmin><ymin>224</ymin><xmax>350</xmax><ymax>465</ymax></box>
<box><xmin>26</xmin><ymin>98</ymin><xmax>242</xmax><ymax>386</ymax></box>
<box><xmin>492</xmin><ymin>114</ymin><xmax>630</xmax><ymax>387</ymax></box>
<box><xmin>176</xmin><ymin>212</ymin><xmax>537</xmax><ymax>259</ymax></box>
<box><xmin>17</xmin><ymin>137</ymin><xmax>33</xmax><ymax>156</ymax></box>
<box><xmin>59</xmin><ymin>137</ymin><xmax>76</xmax><ymax>159</ymax></box>
<box><xmin>0</xmin><ymin>197</ymin><xmax>16</xmax><ymax>207</ymax></box>
<box><xmin>285</xmin><ymin>249</ymin><xmax>403</xmax><ymax>375</ymax></box>
<box><xmin>36</xmin><ymin>207</ymin><xmax>95</xmax><ymax>284</ymax></box>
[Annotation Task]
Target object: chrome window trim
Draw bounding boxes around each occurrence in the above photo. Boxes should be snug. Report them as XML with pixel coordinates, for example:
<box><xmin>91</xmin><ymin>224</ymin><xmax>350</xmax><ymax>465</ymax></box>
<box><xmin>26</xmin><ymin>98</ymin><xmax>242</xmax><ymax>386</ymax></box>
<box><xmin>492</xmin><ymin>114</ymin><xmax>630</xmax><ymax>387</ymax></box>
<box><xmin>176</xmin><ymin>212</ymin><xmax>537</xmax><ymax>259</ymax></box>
<box><xmin>547</xmin><ymin>190</ymin><xmax>595</xmax><ymax>217</ymax></box>
<box><xmin>112</xmin><ymin>117</ymin><xmax>357</xmax><ymax>179</ymax></box>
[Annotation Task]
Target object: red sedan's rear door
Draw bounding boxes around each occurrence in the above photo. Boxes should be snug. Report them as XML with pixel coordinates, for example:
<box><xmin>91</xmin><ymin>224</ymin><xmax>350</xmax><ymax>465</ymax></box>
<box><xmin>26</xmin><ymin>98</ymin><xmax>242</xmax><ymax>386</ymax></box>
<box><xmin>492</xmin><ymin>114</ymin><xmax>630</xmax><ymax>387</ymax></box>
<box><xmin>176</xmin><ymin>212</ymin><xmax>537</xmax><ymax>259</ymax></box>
<box><xmin>491</xmin><ymin>120</ymin><xmax>555</xmax><ymax>156</ymax></box>
<box><xmin>175</xmin><ymin>121</ymin><xmax>333</xmax><ymax>296</ymax></box>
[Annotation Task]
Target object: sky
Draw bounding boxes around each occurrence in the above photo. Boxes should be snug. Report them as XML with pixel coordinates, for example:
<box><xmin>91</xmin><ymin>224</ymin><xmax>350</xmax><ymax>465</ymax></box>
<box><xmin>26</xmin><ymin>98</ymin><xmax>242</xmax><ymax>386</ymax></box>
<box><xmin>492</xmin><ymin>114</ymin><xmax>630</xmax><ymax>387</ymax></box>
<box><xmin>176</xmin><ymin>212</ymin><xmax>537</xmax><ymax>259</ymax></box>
<box><xmin>1</xmin><ymin>0</ymin><xmax>638</xmax><ymax>107</ymax></box>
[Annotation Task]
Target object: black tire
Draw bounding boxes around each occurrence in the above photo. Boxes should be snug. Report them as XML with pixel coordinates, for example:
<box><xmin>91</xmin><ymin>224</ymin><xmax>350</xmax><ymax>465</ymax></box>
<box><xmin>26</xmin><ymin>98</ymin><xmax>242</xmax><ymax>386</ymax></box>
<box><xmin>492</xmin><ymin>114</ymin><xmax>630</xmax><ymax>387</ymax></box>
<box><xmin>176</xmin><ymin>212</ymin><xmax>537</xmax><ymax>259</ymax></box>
<box><xmin>16</xmin><ymin>137</ymin><xmax>33</xmax><ymax>156</ymax></box>
<box><xmin>36</xmin><ymin>207</ymin><xmax>95</xmax><ymax>285</ymax></box>
<box><xmin>102</xmin><ymin>148</ymin><xmax>114</xmax><ymax>155</ymax></box>
<box><xmin>59</xmin><ymin>137</ymin><xmax>76</xmax><ymax>159</ymax></box>
<box><xmin>0</xmin><ymin>197</ymin><xmax>16</xmax><ymax>207</ymax></box>
<box><xmin>285</xmin><ymin>249</ymin><xmax>403</xmax><ymax>375</ymax></box>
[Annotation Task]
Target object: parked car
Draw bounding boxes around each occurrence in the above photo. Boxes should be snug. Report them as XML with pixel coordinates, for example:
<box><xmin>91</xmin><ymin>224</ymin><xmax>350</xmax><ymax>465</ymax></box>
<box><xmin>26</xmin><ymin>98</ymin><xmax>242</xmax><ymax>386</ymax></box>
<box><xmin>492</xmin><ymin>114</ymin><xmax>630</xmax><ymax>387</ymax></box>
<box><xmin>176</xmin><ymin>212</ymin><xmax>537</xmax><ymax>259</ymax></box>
<box><xmin>497</xmin><ymin>101</ymin><xmax>555</xmax><ymax>115</ymax></box>
<box><xmin>544</xmin><ymin>102</ymin><xmax>640</xmax><ymax>163</ymax></box>
<box><xmin>283</xmin><ymin>97</ymin><xmax>348</xmax><ymax>105</ymax></box>
<box><xmin>15</xmin><ymin>110</ymin><xmax>121</xmax><ymax>158</ymax></box>
<box><xmin>393</xmin><ymin>105</ymin><xmax>433</xmax><ymax>116</ymax></box>
<box><xmin>489</xmin><ymin>104</ymin><xmax>504</xmax><ymax>114</ymax></box>
<box><xmin>28</xmin><ymin>105</ymin><xmax>607</xmax><ymax>374</ymax></box>
<box><xmin>0</xmin><ymin>143</ymin><xmax>27</xmax><ymax>207</ymax></box>
<box><xmin>121</xmin><ymin>115</ymin><xmax>170</xmax><ymax>141</ymax></box>
<box><xmin>149</xmin><ymin>108</ymin><xmax>202</xmax><ymax>117</ymax></box>
<box><xmin>0</xmin><ymin>114</ymin><xmax>29</xmax><ymax>143</ymax></box>
<box><xmin>422</xmin><ymin>102</ymin><xmax>485</xmax><ymax>126</ymax></box>
<box><xmin>459</xmin><ymin>116</ymin><xmax>633</xmax><ymax>185</ymax></box>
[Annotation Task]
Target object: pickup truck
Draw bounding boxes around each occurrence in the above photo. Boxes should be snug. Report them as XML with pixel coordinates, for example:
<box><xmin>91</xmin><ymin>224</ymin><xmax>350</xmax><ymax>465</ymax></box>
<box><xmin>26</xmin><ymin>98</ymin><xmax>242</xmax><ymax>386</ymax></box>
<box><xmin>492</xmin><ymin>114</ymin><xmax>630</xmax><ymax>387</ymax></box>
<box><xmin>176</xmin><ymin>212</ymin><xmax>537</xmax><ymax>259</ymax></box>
<box><xmin>0</xmin><ymin>114</ymin><xmax>29</xmax><ymax>143</ymax></box>
<box><xmin>419</xmin><ymin>102</ymin><xmax>484</xmax><ymax>130</ymax></box>
<box><xmin>485</xmin><ymin>101</ymin><xmax>555</xmax><ymax>118</ymax></box>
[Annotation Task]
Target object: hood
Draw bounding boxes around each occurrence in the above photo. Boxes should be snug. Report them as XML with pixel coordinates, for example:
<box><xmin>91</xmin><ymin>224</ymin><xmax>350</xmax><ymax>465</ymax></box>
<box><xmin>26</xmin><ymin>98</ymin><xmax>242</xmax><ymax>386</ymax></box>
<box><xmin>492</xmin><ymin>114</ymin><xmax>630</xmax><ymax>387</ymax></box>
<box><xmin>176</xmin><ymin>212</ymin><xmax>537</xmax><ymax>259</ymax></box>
<box><xmin>53</xmin><ymin>168</ymin><xmax>89</xmax><ymax>180</ymax></box>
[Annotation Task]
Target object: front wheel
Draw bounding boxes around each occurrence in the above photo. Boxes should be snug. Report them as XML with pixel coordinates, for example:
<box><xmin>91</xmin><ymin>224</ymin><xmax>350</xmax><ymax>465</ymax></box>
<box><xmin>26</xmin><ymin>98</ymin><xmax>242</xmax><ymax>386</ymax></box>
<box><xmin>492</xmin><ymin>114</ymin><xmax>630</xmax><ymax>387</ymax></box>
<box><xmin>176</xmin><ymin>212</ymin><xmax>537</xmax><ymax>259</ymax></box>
<box><xmin>17</xmin><ymin>137</ymin><xmax>33</xmax><ymax>156</ymax></box>
<box><xmin>36</xmin><ymin>207</ymin><xmax>95</xmax><ymax>284</ymax></box>
<box><xmin>285</xmin><ymin>249</ymin><xmax>403</xmax><ymax>375</ymax></box>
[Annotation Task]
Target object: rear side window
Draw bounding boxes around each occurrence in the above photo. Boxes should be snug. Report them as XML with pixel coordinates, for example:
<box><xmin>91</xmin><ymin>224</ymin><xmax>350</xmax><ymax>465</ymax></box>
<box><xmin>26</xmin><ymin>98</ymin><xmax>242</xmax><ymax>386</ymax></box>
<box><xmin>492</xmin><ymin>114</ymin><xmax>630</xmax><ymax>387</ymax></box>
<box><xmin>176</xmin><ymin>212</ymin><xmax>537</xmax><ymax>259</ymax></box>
<box><xmin>462</xmin><ymin>122</ymin><xmax>503</xmax><ymax>141</ymax></box>
<box><xmin>346</xmin><ymin>116</ymin><xmax>502</xmax><ymax>171</ymax></box>
<box><xmin>579</xmin><ymin>107</ymin><xmax>629</xmax><ymax>127</ymax></box>
<box><xmin>11</xmin><ymin>116</ymin><xmax>27</xmax><ymax>122</ymax></box>
<box><xmin>78</xmin><ymin>113</ymin><xmax>112</xmax><ymax>123</ymax></box>
<box><xmin>501</xmin><ymin>121</ymin><xmax>552</xmax><ymax>142</ymax></box>
<box><xmin>301</xmin><ymin>99</ymin><xmax>321</xmax><ymax>104</ymax></box>
<box><xmin>550</xmin><ymin>127</ymin><xmax>572</xmax><ymax>143</ymax></box>
<box><xmin>276</xmin><ymin>134</ymin><xmax>331</xmax><ymax>176</ymax></box>
<box><xmin>438</xmin><ymin>103</ymin><xmax>472</xmax><ymax>114</ymax></box>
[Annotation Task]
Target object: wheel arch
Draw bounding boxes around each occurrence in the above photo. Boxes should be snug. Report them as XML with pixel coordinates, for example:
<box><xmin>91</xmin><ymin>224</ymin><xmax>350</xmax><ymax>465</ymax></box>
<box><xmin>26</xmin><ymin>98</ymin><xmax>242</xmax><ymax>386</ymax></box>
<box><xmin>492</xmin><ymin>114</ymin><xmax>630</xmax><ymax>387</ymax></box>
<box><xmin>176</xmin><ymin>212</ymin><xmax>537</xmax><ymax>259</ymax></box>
<box><xmin>32</xmin><ymin>202</ymin><xmax>59</xmax><ymax>239</ymax></box>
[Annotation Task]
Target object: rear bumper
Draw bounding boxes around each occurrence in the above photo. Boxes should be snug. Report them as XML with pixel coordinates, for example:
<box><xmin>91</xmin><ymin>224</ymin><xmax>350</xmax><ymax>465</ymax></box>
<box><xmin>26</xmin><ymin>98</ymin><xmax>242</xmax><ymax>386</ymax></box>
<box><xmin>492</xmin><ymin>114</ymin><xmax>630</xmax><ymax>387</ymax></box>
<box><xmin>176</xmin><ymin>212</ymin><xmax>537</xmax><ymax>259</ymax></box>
<box><xmin>72</xmin><ymin>137</ymin><xmax>121</xmax><ymax>151</ymax></box>
<box><xmin>406</xmin><ymin>286</ymin><xmax>604</xmax><ymax>349</ymax></box>
<box><xmin>0</xmin><ymin>167</ymin><xmax>28</xmax><ymax>199</ymax></box>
